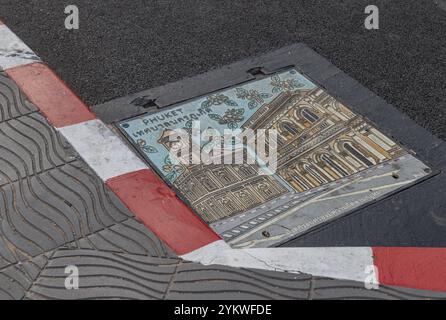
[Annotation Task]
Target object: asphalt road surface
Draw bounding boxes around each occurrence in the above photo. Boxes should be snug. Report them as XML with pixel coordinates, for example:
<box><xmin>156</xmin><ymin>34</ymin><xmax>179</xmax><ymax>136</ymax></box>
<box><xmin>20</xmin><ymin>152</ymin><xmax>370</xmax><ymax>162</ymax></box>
<box><xmin>1</xmin><ymin>0</ymin><xmax>445</xmax><ymax>141</ymax></box>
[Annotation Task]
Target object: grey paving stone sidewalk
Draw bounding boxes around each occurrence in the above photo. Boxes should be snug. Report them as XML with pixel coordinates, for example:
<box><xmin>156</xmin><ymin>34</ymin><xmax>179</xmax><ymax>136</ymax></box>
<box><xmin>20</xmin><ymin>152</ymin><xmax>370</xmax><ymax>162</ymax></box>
<box><xmin>0</xmin><ymin>70</ymin><xmax>445</xmax><ymax>299</ymax></box>
<box><xmin>3</xmin><ymin>246</ymin><xmax>446</xmax><ymax>300</ymax></box>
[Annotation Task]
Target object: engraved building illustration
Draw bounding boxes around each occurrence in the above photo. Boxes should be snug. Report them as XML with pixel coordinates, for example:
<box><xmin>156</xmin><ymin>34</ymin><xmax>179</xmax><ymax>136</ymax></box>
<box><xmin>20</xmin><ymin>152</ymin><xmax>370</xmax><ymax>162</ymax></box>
<box><xmin>158</xmin><ymin>131</ymin><xmax>288</xmax><ymax>222</ymax></box>
<box><xmin>119</xmin><ymin>70</ymin><xmax>428</xmax><ymax>248</ymax></box>
<box><xmin>156</xmin><ymin>87</ymin><xmax>405</xmax><ymax>223</ymax></box>
<box><xmin>243</xmin><ymin>88</ymin><xmax>405</xmax><ymax>192</ymax></box>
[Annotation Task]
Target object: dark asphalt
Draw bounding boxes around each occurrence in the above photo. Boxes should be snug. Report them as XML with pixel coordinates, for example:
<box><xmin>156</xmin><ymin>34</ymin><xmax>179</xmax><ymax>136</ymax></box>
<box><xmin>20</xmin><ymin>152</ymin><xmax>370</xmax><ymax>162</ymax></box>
<box><xmin>0</xmin><ymin>0</ymin><xmax>445</xmax><ymax>141</ymax></box>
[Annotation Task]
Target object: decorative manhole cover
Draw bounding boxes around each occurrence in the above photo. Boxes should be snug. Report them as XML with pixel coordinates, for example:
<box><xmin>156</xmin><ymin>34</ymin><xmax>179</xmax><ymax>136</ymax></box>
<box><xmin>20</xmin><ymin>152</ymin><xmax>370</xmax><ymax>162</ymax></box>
<box><xmin>118</xmin><ymin>69</ymin><xmax>431</xmax><ymax>248</ymax></box>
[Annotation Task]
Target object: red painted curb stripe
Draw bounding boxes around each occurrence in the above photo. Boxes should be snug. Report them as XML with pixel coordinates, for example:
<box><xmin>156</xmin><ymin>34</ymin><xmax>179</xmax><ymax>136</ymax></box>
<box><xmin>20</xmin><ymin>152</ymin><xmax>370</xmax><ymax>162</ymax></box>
<box><xmin>6</xmin><ymin>63</ymin><xmax>96</xmax><ymax>127</ymax></box>
<box><xmin>107</xmin><ymin>169</ymin><xmax>221</xmax><ymax>255</ymax></box>
<box><xmin>373</xmin><ymin>247</ymin><xmax>446</xmax><ymax>292</ymax></box>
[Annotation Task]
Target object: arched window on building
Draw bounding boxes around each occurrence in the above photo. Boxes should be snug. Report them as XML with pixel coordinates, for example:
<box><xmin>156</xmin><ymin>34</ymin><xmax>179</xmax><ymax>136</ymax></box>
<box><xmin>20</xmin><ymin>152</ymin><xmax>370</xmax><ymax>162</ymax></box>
<box><xmin>221</xmin><ymin>198</ymin><xmax>237</xmax><ymax>213</ymax></box>
<box><xmin>301</xmin><ymin>108</ymin><xmax>319</xmax><ymax>123</ymax></box>
<box><xmin>202</xmin><ymin>201</ymin><xmax>220</xmax><ymax>222</ymax></box>
<box><xmin>303</xmin><ymin>163</ymin><xmax>329</xmax><ymax>184</ymax></box>
<box><xmin>200</xmin><ymin>175</ymin><xmax>218</xmax><ymax>191</ymax></box>
<box><xmin>289</xmin><ymin>166</ymin><xmax>313</xmax><ymax>190</ymax></box>
<box><xmin>321</xmin><ymin>154</ymin><xmax>349</xmax><ymax>177</ymax></box>
<box><xmin>343</xmin><ymin>142</ymin><xmax>373</xmax><ymax>167</ymax></box>
<box><xmin>279</xmin><ymin>121</ymin><xmax>299</xmax><ymax>136</ymax></box>
<box><xmin>239</xmin><ymin>165</ymin><xmax>255</xmax><ymax>177</ymax></box>
<box><xmin>237</xmin><ymin>191</ymin><xmax>257</xmax><ymax>207</ymax></box>
<box><xmin>218</xmin><ymin>170</ymin><xmax>233</xmax><ymax>184</ymax></box>
<box><xmin>258</xmin><ymin>183</ymin><xmax>274</xmax><ymax>198</ymax></box>
<box><xmin>291</xmin><ymin>173</ymin><xmax>312</xmax><ymax>191</ymax></box>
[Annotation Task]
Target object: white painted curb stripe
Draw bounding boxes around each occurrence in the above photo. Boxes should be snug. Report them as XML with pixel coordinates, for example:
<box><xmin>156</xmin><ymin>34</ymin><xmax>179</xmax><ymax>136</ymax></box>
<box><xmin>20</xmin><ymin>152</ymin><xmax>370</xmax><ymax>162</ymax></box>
<box><xmin>181</xmin><ymin>240</ymin><xmax>378</xmax><ymax>284</ymax></box>
<box><xmin>0</xmin><ymin>24</ymin><xmax>40</xmax><ymax>70</ymax></box>
<box><xmin>58</xmin><ymin>119</ymin><xmax>148</xmax><ymax>181</ymax></box>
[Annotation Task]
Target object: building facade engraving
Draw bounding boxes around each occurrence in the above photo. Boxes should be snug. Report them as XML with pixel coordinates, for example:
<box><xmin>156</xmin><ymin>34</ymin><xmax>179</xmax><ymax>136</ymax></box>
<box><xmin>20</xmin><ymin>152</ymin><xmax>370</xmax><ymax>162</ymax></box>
<box><xmin>118</xmin><ymin>69</ymin><xmax>429</xmax><ymax>248</ymax></box>
<box><xmin>155</xmin><ymin>86</ymin><xmax>404</xmax><ymax>222</ymax></box>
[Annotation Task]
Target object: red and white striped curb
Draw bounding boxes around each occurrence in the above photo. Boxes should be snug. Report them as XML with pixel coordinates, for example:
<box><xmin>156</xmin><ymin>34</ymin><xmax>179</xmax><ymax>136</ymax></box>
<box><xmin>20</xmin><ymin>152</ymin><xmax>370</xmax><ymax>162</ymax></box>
<box><xmin>1</xmin><ymin>20</ymin><xmax>446</xmax><ymax>292</ymax></box>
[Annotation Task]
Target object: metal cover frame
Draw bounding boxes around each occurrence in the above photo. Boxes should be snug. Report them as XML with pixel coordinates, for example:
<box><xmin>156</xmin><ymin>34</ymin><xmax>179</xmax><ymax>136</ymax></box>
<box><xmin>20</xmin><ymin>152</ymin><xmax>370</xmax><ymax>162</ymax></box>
<box><xmin>93</xmin><ymin>43</ymin><xmax>446</xmax><ymax>248</ymax></box>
